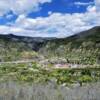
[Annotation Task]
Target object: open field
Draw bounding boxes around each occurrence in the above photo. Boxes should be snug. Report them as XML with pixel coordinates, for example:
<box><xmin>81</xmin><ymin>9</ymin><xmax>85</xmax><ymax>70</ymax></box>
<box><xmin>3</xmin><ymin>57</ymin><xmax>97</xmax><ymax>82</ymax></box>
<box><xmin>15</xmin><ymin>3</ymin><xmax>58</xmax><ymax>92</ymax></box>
<box><xmin>0</xmin><ymin>81</ymin><xmax>100</xmax><ymax>100</ymax></box>
<box><xmin>0</xmin><ymin>62</ymin><xmax>100</xmax><ymax>86</ymax></box>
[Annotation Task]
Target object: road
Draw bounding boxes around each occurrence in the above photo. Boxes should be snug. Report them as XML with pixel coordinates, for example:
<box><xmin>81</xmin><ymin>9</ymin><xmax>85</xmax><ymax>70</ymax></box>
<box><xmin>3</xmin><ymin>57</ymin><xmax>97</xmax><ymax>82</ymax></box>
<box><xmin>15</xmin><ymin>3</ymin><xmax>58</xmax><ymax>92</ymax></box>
<box><xmin>0</xmin><ymin>60</ymin><xmax>99</xmax><ymax>70</ymax></box>
<box><xmin>0</xmin><ymin>60</ymin><xmax>35</xmax><ymax>64</ymax></box>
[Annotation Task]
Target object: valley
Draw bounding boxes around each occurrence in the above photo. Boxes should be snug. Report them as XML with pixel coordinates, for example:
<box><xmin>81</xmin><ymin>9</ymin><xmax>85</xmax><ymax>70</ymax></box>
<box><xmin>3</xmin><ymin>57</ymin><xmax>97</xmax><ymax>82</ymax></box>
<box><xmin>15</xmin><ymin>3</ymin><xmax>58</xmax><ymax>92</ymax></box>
<box><xmin>0</xmin><ymin>26</ymin><xmax>100</xmax><ymax>84</ymax></box>
<box><xmin>0</xmin><ymin>26</ymin><xmax>100</xmax><ymax>100</ymax></box>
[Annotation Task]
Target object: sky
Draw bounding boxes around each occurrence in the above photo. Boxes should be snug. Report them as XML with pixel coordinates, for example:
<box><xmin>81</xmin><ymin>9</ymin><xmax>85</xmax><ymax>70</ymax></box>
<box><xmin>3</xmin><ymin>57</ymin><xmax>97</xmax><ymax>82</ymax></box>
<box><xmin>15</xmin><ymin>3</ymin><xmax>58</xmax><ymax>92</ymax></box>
<box><xmin>0</xmin><ymin>0</ymin><xmax>100</xmax><ymax>38</ymax></box>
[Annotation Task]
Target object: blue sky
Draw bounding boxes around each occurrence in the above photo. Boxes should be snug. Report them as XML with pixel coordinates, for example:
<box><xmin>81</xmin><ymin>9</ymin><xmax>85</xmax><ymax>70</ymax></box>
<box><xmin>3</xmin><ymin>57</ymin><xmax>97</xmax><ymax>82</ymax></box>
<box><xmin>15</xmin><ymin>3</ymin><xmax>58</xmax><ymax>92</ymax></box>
<box><xmin>0</xmin><ymin>0</ymin><xmax>100</xmax><ymax>37</ymax></box>
<box><xmin>29</xmin><ymin>0</ymin><xmax>94</xmax><ymax>17</ymax></box>
<box><xmin>0</xmin><ymin>0</ymin><xmax>94</xmax><ymax>23</ymax></box>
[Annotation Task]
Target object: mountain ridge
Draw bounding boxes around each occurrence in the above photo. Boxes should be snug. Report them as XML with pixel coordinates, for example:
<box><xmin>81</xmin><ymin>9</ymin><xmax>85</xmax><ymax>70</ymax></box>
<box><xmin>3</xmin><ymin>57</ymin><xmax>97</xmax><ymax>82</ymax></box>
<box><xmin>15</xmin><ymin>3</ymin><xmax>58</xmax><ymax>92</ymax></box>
<box><xmin>0</xmin><ymin>26</ymin><xmax>100</xmax><ymax>64</ymax></box>
<box><xmin>0</xmin><ymin>26</ymin><xmax>100</xmax><ymax>44</ymax></box>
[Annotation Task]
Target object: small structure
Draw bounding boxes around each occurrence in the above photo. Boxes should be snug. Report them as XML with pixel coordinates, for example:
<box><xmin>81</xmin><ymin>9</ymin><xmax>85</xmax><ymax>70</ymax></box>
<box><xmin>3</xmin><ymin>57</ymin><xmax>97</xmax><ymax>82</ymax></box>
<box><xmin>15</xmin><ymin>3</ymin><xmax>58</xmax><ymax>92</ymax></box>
<box><xmin>55</xmin><ymin>64</ymin><xmax>69</xmax><ymax>69</ymax></box>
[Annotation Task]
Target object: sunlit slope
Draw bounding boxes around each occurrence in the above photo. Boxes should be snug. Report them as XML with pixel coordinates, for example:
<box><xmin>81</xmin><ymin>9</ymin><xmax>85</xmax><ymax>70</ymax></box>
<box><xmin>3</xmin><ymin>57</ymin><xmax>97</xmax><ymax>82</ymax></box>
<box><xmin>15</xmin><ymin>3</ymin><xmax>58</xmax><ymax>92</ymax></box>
<box><xmin>40</xmin><ymin>26</ymin><xmax>100</xmax><ymax>65</ymax></box>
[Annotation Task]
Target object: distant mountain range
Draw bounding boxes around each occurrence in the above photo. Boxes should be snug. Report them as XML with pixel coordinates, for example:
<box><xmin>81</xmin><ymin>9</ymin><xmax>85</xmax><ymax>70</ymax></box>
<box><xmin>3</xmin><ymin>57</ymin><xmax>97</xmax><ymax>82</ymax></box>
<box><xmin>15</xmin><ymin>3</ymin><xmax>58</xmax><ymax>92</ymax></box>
<box><xmin>0</xmin><ymin>26</ymin><xmax>100</xmax><ymax>64</ymax></box>
<box><xmin>0</xmin><ymin>26</ymin><xmax>100</xmax><ymax>49</ymax></box>
<box><xmin>0</xmin><ymin>33</ymin><xmax>56</xmax><ymax>51</ymax></box>
<box><xmin>46</xmin><ymin>26</ymin><xmax>100</xmax><ymax>44</ymax></box>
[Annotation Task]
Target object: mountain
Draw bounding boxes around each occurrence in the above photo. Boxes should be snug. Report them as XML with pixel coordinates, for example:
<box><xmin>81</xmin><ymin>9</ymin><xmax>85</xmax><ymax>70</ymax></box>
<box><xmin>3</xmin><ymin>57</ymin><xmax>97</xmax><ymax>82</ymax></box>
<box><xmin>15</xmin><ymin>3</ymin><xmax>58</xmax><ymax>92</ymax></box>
<box><xmin>0</xmin><ymin>34</ymin><xmax>51</xmax><ymax>51</ymax></box>
<box><xmin>0</xmin><ymin>26</ymin><xmax>100</xmax><ymax>64</ymax></box>
<box><xmin>0</xmin><ymin>33</ymin><xmax>56</xmax><ymax>61</ymax></box>
<box><xmin>39</xmin><ymin>26</ymin><xmax>100</xmax><ymax>64</ymax></box>
<box><xmin>0</xmin><ymin>34</ymin><xmax>44</xmax><ymax>61</ymax></box>
<box><xmin>45</xmin><ymin>26</ymin><xmax>100</xmax><ymax>46</ymax></box>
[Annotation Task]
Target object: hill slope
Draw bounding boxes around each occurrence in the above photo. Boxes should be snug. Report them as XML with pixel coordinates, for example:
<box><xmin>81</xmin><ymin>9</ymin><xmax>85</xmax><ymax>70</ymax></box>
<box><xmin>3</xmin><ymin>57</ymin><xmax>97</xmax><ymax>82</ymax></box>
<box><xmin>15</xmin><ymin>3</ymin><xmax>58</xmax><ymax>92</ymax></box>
<box><xmin>0</xmin><ymin>26</ymin><xmax>100</xmax><ymax>64</ymax></box>
<box><xmin>40</xmin><ymin>26</ymin><xmax>100</xmax><ymax>64</ymax></box>
<box><xmin>0</xmin><ymin>34</ymin><xmax>48</xmax><ymax>61</ymax></box>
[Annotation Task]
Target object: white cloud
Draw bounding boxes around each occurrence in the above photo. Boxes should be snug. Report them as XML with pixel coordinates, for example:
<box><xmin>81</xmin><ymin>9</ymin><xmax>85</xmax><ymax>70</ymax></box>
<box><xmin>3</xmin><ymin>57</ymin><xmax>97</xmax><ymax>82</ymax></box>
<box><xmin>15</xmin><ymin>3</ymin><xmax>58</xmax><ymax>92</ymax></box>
<box><xmin>0</xmin><ymin>0</ymin><xmax>100</xmax><ymax>38</ymax></box>
<box><xmin>0</xmin><ymin>0</ymin><xmax>51</xmax><ymax>16</ymax></box>
<box><xmin>0</xmin><ymin>0</ymin><xmax>10</xmax><ymax>16</ymax></box>
<box><xmin>74</xmin><ymin>2</ymin><xmax>94</xmax><ymax>6</ymax></box>
<box><xmin>6</xmin><ymin>14</ymin><xmax>13</xmax><ymax>20</ymax></box>
<box><xmin>48</xmin><ymin>11</ymin><xmax>52</xmax><ymax>15</ymax></box>
<box><xmin>95</xmin><ymin>0</ymin><xmax>100</xmax><ymax>11</ymax></box>
<box><xmin>87</xmin><ymin>6</ymin><xmax>96</xmax><ymax>12</ymax></box>
<box><xmin>0</xmin><ymin>25</ymin><xmax>10</xmax><ymax>34</ymax></box>
<box><xmin>15</xmin><ymin>11</ymin><xmax>100</xmax><ymax>38</ymax></box>
<box><xmin>0</xmin><ymin>10</ymin><xmax>100</xmax><ymax>38</ymax></box>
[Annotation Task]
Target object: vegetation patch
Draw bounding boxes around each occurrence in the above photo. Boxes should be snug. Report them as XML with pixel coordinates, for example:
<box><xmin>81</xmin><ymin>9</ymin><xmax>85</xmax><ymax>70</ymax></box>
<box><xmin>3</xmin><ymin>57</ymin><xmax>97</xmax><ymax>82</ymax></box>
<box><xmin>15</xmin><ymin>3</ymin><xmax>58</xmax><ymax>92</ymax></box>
<box><xmin>0</xmin><ymin>62</ymin><xmax>100</xmax><ymax>86</ymax></box>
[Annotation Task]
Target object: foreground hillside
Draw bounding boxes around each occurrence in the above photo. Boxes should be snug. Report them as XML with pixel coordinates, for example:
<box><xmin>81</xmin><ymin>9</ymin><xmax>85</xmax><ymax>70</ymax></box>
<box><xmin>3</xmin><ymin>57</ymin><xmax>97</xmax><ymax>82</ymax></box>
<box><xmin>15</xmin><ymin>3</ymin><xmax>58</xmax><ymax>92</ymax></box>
<box><xmin>0</xmin><ymin>81</ymin><xmax>100</xmax><ymax>100</ymax></box>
